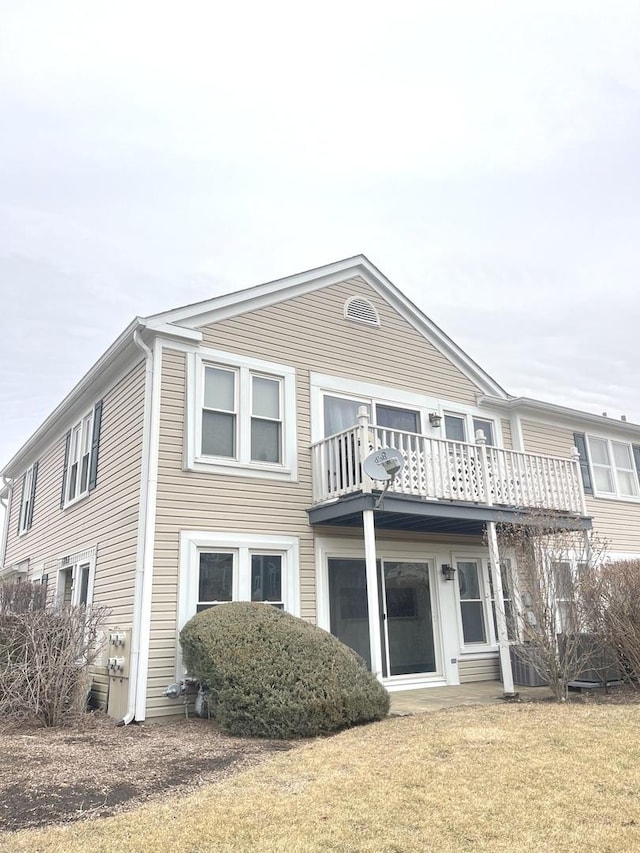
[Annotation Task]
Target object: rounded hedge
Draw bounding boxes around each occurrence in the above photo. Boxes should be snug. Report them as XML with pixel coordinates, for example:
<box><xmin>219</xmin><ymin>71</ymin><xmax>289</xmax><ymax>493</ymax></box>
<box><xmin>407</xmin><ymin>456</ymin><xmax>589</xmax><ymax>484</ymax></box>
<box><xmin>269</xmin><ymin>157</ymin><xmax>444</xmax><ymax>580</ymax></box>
<box><xmin>180</xmin><ymin>602</ymin><xmax>390</xmax><ymax>738</ymax></box>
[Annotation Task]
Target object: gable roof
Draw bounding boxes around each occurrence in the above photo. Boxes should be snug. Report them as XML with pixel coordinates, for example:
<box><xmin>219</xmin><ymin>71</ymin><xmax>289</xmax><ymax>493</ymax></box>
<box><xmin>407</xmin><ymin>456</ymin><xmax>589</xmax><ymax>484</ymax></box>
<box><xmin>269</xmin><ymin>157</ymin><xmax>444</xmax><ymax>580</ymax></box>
<box><xmin>1</xmin><ymin>255</ymin><xmax>506</xmax><ymax>481</ymax></box>
<box><xmin>144</xmin><ymin>254</ymin><xmax>508</xmax><ymax>399</ymax></box>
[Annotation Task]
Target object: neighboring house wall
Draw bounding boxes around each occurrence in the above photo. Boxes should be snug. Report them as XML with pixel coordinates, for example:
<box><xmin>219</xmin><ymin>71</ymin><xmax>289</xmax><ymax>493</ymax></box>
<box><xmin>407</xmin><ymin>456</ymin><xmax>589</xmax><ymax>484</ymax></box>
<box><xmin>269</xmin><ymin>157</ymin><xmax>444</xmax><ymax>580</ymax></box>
<box><xmin>520</xmin><ymin>417</ymin><xmax>640</xmax><ymax>554</ymax></box>
<box><xmin>3</xmin><ymin>361</ymin><xmax>146</xmax><ymax>707</ymax></box>
<box><xmin>146</xmin><ymin>278</ymin><xmax>493</xmax><ymax>717</ymax></box>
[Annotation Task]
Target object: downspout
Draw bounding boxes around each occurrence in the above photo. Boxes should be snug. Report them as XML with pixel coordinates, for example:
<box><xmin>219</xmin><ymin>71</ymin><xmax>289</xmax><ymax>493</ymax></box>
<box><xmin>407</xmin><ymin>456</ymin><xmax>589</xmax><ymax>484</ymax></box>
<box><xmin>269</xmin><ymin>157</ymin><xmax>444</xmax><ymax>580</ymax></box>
<box><xmin>0</xmin><ymin>476</ymin><xmax>12</xmax><ymax>570</ymax></box>
<box><xmin>119</xmin><ymin>328</ymin><xmax>154</xmax><ymax>725</ymax></box>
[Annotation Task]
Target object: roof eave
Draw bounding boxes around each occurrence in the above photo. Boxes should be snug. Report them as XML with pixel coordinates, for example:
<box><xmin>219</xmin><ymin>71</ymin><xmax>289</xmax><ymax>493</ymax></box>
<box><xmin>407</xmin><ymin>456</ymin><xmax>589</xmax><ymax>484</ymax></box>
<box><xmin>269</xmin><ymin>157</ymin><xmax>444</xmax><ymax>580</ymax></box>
<box><xmin>480</xmin><ymin>394</ymin><xmax>640</xmax><ymax>435</ymax></box>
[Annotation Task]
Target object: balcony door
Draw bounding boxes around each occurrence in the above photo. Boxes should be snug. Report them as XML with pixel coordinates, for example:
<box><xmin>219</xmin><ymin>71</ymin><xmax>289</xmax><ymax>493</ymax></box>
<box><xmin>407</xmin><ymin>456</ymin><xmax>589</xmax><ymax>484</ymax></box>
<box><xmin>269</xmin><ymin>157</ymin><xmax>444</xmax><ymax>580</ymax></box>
<box><xmin>328</xmin><ymin>557</ymin><xmax>438</xmax><ymax>678</ymax></box>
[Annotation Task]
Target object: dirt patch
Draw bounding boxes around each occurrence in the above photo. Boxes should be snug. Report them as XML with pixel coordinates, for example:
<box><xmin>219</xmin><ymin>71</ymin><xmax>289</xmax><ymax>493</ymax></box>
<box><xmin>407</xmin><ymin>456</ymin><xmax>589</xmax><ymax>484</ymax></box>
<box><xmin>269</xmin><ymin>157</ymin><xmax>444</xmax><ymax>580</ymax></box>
<box><xmin>0</xmin><ymin>712</ymin><xmax>296</xmax><ymax>833</ymax></box>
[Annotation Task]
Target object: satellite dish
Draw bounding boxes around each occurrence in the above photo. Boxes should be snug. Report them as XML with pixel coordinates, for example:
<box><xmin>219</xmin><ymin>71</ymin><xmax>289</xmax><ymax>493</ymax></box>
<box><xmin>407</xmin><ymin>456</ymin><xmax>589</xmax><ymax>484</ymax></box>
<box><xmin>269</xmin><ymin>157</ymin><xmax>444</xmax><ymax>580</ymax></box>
<box><xmin>363</xmin><ymin>447</ymin><xmax>404</xmax><ymax>481</ymax></box>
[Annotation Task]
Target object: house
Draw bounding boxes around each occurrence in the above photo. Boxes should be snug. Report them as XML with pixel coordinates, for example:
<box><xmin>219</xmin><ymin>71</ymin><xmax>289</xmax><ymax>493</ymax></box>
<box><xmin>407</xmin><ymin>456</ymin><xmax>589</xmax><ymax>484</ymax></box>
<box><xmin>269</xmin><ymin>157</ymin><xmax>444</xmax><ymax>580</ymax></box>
<box><xmin>2</xmin><ymin>255</ymin><xmax>640</xmax><ymax>721</ymax></box>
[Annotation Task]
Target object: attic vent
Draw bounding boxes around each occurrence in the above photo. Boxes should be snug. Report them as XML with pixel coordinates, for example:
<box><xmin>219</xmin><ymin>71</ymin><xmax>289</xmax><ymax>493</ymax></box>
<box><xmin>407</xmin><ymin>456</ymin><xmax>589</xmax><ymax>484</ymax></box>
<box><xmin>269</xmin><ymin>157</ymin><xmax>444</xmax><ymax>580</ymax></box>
<box><xmin>344</xmin><ymin>296</ymin><xmax>380</xmax><ymax>327</ymax></box>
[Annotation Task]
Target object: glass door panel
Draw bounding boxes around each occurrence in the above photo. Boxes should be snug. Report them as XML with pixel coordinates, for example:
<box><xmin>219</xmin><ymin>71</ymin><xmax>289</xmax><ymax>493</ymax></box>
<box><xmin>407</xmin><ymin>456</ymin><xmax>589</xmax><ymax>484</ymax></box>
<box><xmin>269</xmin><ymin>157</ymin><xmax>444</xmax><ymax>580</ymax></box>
<box><xmin>328</xmin><ymin>558</ymin><xmax>372</xmax><ymax>669</ymax></box>
<box><xmin>382</xmin><ymin>561</ymin><xmax>437</xmax><ymax>675</ymax></box>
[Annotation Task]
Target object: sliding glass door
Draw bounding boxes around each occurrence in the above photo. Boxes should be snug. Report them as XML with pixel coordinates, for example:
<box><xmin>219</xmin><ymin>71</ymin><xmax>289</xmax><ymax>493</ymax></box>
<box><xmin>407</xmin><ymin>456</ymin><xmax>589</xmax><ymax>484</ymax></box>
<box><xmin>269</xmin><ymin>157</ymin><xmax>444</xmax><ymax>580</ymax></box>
<box><xmin>328</xmin><ymin>558</ymin><xmax>437</xmax><ymax>677</ymax></box>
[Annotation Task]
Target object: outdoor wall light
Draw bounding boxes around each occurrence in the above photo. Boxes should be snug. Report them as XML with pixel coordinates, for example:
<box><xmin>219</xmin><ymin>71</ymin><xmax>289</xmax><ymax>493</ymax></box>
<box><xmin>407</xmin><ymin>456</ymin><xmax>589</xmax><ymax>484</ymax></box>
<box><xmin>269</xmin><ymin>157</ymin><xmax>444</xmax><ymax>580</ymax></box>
<box><xmin>441</xmin><ymin>563</ymin><xmax>456</xmax><ymax>582</ymax></box>
<box><xmin>429</xmin><ymin>412</ymin><xmax>443</xmax><ymax>428</ymax></box>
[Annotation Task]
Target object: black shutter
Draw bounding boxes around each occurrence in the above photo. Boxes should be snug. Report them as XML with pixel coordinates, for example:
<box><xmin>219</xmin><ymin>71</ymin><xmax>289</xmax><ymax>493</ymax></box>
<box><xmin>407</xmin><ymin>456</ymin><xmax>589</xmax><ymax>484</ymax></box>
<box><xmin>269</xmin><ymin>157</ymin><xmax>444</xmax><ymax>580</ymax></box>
<box><xmin>27</xmin><ymin>461</ymin><xmax>38</xmax><ymax>529</ymax></box>
<box><xmin>88</xmin><ymin>400</ymin><xmax>103</xmax><ymax>492</ymax></box>
<box><xmin>632</xmin><ymin>445</ymin><xmax>640</xmax><ymax>491</ymax></box>
<box><xmin>16</xmin><ymin>473</ymin><xmax>26</xmax><ymax>534</ymax></box>
<box><xmin>573</xmin><ymin>432</ymin><xmax>593</xmax><ymax>495</ymax></box>
<box><xmin>60</xmin><ymin>431</ymin><xmax>71</xmax><ymax>508</ymax></box>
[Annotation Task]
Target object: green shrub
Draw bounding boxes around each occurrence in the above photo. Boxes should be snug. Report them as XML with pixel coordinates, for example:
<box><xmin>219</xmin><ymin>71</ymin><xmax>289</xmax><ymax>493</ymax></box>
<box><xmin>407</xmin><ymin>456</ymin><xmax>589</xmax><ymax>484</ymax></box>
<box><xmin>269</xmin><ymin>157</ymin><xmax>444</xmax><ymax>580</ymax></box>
<box><xmin>180</xmin><ymin>602</ymin><xmax>390</xmax><ymax>738</ymax></box>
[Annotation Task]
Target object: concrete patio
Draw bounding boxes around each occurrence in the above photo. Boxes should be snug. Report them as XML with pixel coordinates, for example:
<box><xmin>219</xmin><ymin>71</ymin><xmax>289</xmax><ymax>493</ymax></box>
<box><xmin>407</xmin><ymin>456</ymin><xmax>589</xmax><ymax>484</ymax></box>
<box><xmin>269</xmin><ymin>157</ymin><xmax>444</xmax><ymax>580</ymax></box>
<box><xmin>389</xmin><ymin>681</ymin><xmax>555</xmax><ymax>714</ymax></box>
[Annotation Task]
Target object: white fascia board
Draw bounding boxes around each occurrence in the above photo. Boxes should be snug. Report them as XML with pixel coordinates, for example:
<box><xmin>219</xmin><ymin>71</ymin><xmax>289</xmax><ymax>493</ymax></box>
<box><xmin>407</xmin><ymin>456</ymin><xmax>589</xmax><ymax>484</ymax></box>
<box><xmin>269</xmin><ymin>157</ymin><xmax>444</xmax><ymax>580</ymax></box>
<box><xmin>480</xmin><ymin>394</ymin><xmax>640</xmax><ymax>438</ymax></box>
<box><xmin>143</xmin><ymin>255</ymin><xmax>371</xmax><ymax>327</ymax></box>
<box><xmin>141</xmin><ymin>321</ymin><xmax>203</xmax><ymax>343</ymax></box>
<box><xmin>1</xmin><ymin>318</ymin><xmax>145</xmax><ymax>479</ymax></box>
<box><xmin>144</xmin><ymin>255</ymin><xmax>508</xmax><ymax>399</ymax></box>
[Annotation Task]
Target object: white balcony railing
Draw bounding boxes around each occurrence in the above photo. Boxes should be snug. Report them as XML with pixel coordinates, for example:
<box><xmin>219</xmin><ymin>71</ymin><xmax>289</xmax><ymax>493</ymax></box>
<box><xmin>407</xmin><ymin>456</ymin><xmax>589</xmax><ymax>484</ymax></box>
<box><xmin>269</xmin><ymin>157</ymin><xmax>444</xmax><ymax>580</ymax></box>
<box><xmin>310</xmin><ymin>422</ymin><xmax>585</xmax><ymax>515</ymax></box>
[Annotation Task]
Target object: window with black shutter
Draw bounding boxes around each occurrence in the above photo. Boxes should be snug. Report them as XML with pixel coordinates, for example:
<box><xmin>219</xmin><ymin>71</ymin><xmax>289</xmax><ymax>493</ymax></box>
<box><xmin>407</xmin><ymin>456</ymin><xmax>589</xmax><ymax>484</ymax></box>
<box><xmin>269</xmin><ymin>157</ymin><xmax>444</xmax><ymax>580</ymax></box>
<box><xmin>573</xmin><ymin>432</ymin><xmax>593</xmax><ymax>495</ymax></box>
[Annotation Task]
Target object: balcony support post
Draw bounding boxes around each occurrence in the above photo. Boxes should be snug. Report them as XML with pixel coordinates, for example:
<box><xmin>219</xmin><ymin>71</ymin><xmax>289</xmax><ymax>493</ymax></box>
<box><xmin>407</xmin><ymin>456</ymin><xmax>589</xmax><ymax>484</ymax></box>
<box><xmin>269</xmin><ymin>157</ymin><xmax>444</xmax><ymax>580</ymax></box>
<box><xmin>363</xmin><ymin>508</ymin><xmax>384</xmax><ymax>681</ymax></box>
<box><xmin>477</xmin><ymin>432</ymin><xmax>515</xmax><ymax>695</ymax></box>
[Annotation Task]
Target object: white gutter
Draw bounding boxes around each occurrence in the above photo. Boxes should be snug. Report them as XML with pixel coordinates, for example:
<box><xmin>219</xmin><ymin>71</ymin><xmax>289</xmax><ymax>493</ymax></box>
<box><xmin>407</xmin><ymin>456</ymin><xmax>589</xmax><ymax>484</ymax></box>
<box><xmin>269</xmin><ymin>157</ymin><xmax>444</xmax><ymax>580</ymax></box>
<box><xmin>479</xmin><ymin>394</ymin><xmax>640</xmax><ymax>436</ymax></box>
<box><xmin>120</xmin><ymin>331</ymin><xmax>160</xmax><ymax>725</ymax></box>
<box><xmin>0</xmin><ymin>476</ymin><xmax>12</xmax><ymax>571</ymax></box>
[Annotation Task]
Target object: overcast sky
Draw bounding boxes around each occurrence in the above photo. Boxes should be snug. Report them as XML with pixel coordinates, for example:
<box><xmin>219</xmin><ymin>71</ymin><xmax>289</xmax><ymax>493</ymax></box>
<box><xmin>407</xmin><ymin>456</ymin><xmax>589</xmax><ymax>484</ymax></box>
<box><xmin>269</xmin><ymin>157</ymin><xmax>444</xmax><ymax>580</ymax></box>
<box><xmin>1</xmin><ymin>1</ymin><xmax>640</xmax><ymax>475</ymax></box>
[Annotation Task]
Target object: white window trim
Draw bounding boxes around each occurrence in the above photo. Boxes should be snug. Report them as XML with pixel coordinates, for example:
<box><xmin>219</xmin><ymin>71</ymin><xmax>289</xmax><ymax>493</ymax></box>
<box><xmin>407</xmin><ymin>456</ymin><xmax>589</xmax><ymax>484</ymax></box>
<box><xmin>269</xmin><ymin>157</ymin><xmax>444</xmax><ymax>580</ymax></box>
<box><xmin>186</xmin><ymin>349</ymin><xmax>297</xmax><ymax>481</ymax></box>
<box><xmin>452</xmin><ymin>553</ymin><xmax>499</xmax><ymax>653</ymax></box>
<box><xmin>177</xmin><ymin>531</ymin><xmax>300</xmax><ymax>678</ymax></box>
<box><xmin>63</xmin><ymin>410</ymin><xmax>94</xmax><ymax>509</ymax></box>
<box><xmin>444</xmin><ymin>411</ymin><xmax>498</xmax><ymax>446</ymax></box>
<box><xmin>586</xmin><ymin>435</ymin><xmax>640</xmax><ymax>502</ymax></box>
<box><xmin>18</xmin><ymin>464</ymin><xmax>35</xmax><ymax>536</ymax></box>
<box><xmin>54</xmin><ymin>546</ymin><xmax>96</xmax><ymax>607</ymax></box>
<box><xmin>309</xmin><ymin>372</ymin><xmax>503</xmax><ymax>447</ymax></box>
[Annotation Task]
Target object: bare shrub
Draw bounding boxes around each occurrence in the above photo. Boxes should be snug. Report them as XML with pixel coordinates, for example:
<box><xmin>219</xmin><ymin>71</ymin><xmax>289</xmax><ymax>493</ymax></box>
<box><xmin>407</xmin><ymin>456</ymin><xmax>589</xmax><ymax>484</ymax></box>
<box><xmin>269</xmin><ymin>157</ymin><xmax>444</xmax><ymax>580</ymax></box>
<box><xmin>499</xmin><ymin>517</ymin><xmax>608</xmax><ymax>700</ymax></box>
<box><xmin>581</xmin><ymin>559</ymin><xmax>640</xmax><ymax>685</ymax></box>
<box><xmin>0</xmin><ymin>582</ymin><xmax>107</xmax><ymax>726</ymax></box>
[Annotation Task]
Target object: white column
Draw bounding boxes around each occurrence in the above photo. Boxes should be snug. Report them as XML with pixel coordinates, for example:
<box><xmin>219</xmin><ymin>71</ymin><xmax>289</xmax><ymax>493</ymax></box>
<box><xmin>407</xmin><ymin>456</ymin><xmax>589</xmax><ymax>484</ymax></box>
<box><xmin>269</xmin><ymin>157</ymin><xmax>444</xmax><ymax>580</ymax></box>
<box><xmin>486</xmin><ymin>521</ymin><xmax>514</xmax><ymax>694</ymax></box>
<box><xmin>477</xmin><ymin>431</ymin><xmax>515</xmax><ymax>695</ymax></box>
<box><xmin>363</xmin><ymin>508</ymin><xmax>384</xmax><ymax>680</ymax></box>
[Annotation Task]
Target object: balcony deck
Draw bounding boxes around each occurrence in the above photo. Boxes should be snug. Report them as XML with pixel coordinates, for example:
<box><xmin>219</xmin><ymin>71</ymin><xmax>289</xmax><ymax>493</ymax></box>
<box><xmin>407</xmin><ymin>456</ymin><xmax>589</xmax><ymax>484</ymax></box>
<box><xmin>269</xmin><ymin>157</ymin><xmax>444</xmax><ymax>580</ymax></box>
<box><xmin>309</xmin><ymin>424</ymin><xmax>590</xmax><ymax>533</ymax></box>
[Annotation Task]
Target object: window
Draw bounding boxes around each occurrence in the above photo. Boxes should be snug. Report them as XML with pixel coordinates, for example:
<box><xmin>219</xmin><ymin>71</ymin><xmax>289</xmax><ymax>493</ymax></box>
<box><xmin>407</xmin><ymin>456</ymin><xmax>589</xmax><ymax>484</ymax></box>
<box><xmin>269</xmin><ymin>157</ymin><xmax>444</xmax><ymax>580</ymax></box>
<box><xmin>488</xmin><ymin>560</ymin><xmax>517</xmax><ymax>641</ymax></box>
<box><xmin>586</xmin><ymin>436</ymin><xmax>640</xmax><ymax>499</ymax></box>
<box><xmin>61</xmin><ymin>401</ymin><xmax>103</xmax><ymax>507</ymax></box>
<box><xmin>178</xmin><ymin>532</ymin><xmax>299</xmax><ymax>633</ymax></box>
<box><xmin>457</xmin><ymin>560</ymin><xmax>487</xmax><ymax>644</ymax></box>
<box><xmin>323</xmin><ymin>395</ymin><xmax>420</xmax><ymax>438</ymax></box>
<box><xmin>55</xmin><ymin>550</ymin><xmax>95</xmax><ymax>607</ymax></box>
<box><xmin>18</xmin><ymin>462</ymin><xmax>38</xmax><ymax>535</ymax></box>
<box><xmin>190</xmin><ymin>351</ymin><xmax>295</xmax><ymax>478</ymax></box>
<box><xmin>445</xmin><ymin>413</ymin><xmax>496</xmax><ymax>446</ymax></box>
<box><xmin>473</xmin><ymin>418</ymin><xmax>495</xmax><ymax>446</ymax></box>
<box><xmin>551</xmin><ymin>561</ymin><xmax>573</xmax><ymax>632</ymax></box>
<box><xmin>445</xmin><ymin>414</ymin><xmax>466</xmax><ymax>442</ymax></box>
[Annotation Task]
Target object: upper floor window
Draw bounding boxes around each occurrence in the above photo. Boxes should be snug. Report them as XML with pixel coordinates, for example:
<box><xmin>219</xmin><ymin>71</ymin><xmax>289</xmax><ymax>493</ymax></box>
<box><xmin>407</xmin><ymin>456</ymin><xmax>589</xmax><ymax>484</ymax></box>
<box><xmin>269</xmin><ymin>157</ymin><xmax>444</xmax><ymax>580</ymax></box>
<box><xmin>61</xmin><ymin>401</ymin><xmax>103</xmax><ymax>508</ymax></box>
<box><xmin>323</xmin><ymin>394</ymin><xmax>420</xmax><ymax>437</ymax></box>
<box><xmin>444</xmin><ymin>413</ymin><xmax>496</xmax><ymax>445</ymax></box>
<box><xmin>188</xmin><ymin>350</ymin><xmax>296</xmax><ymax>480</ymax></box>
<box><xmin>585</xmin><ymin>436</ymin><xmax>640</xmax><ymax>499</ymax></box>
<box><xmin>18</xmin><ymin>461</ymin><xmax>39</xmax><ymax>535</ymax></box>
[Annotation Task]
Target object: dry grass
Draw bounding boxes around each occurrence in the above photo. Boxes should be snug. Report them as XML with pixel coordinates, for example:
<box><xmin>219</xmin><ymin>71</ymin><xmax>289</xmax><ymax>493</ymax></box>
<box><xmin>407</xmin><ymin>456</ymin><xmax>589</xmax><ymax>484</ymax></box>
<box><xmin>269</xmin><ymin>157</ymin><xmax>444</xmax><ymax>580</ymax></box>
<box><xmin>4</xmin><ymin>702</ymin><xmax>640</xmax><ymax>852</ymax></box>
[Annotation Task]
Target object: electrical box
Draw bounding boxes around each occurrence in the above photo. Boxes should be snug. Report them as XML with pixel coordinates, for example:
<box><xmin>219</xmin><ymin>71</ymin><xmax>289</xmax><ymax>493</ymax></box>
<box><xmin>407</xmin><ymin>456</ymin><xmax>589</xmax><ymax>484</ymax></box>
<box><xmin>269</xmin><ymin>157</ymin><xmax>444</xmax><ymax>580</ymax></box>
<box><xmin>106</xmin><ymin>627</ymin><xmax>132</xmax><ymax>719</ymax></box>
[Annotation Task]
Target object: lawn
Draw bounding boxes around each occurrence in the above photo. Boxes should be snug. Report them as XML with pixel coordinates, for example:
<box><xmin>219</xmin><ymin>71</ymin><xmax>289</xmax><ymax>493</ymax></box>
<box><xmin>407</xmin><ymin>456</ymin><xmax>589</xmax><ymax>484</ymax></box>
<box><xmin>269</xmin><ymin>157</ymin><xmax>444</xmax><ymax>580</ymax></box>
<box><xmin>3</xmin><ymin>701</ymin><xmax>640</xmax><ymax>852</ymax></box>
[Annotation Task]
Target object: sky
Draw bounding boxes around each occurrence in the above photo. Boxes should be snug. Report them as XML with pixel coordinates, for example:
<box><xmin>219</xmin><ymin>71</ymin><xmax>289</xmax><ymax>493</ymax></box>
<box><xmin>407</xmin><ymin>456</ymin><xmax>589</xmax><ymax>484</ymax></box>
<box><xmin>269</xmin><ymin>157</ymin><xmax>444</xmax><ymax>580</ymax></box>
<box><xmin>1</xmin><ymin>0</ymin><xmax>640</xmax><ymax>477</ymax></box>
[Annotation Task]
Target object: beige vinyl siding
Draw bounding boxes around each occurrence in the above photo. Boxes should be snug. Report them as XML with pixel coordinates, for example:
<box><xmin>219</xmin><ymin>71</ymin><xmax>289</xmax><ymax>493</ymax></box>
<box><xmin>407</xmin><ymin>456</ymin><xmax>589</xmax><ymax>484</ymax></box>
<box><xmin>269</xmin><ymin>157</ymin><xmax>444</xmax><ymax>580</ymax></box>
<box><xmin>584</xmin><ymin>496</ymin><xmax>640</xmax><ymax>553</ymax></box>
<box><xmin>501</xmin><ymin>419</ymin><xmax>513</xmax><ymax>450</ymax></box>
<box><xmin>458</xmin><ymin>654</ymin><xmax>500</xmax><ymax>683</ymax></box>
<box><xmin>520</xmin><ymin>419</ymin><xmax>574</xmax><ymax>458</ymax></box>
<box><xmin>146</xmin><ymin>280</ymin><xmax>490</xmax><ymax>717</ymax></box>
<box><xmin>521</xmin><ymin>417</ymin><xmax>640</xmax><ymax>554</ymax></box>
<box><xmin>3</xmin><ymin>361</ymin><xmax>146</xmax><ymax>708</ymax></box>
<box><xmin>200</xmin><ymin>278</ymin><xmax>483</xmax><ymax>405</ymax></box>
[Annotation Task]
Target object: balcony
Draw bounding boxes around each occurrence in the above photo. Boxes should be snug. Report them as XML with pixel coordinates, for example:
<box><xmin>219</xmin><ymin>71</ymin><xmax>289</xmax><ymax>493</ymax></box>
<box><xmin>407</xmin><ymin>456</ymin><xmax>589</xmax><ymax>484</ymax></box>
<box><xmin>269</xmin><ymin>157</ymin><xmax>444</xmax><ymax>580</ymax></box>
<box><xmin>310</xmin><ymin>422</ymin><xmax>587</xmax><ymax>523</ymax></box>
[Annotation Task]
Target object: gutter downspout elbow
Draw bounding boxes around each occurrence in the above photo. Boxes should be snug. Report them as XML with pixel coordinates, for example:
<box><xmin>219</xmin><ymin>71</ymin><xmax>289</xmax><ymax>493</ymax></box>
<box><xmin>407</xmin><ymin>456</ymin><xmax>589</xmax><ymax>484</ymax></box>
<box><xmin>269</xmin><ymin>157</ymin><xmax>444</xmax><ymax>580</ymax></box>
<box><xmin>120</xmin><ymin>328</ymin><xmax>154</xmax><ymax>725</ymax></box>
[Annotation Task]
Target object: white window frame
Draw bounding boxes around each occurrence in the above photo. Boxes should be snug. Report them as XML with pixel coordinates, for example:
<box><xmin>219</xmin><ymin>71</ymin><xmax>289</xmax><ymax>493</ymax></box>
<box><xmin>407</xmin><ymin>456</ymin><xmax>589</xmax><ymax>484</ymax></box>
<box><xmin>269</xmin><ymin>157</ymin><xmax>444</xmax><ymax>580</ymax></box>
<box><xmin>186</xmin><ymin>349</ymin><xmax>297</xmax><ymax>481</ymax></box>
<box><xmin>64</xmin><ymin>410</ymin><xmax>94</xmax><ymax>507</ymax></box>
<box><xmin>55</xmin><ymin>547</ymin><xmax>96</xmax><ymax>607</ymax></box>
<box><xmin>309</xmin><ymin>373</ymin><xmax>504</xmax><ymax>447</ymax></box>
<box><xmin>177</xmin><ymin>531</ymin><xmax>300</xmax><ymax>677</ymax></box>
<box><xmin>444</xmin><ymin>412</ymin><xmax>497</xmax><ymax>446</ymax></box>
<box><xmin>586</xmin><ymin>435</ymin><xmax>640</xmax><ymax>501</ymax></box>
<box><xmin>18</xmin><ymin>464</ymin><xmax>36</xmax><ymax>535</ymax></box>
